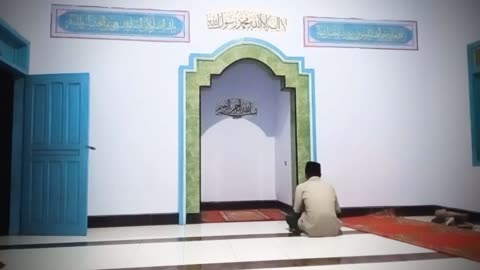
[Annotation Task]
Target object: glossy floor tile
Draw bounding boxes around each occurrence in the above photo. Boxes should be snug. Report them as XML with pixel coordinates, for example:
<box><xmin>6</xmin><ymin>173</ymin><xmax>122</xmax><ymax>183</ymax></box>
<box><xmin>252</xmin><ymin>258</ymin><xmax>480</xmax><ymax>270</ymax></box>
<box><xmin>0</xmin><ymin>220</ymin><xmax>478</xmax><ymax>270</ymax></box>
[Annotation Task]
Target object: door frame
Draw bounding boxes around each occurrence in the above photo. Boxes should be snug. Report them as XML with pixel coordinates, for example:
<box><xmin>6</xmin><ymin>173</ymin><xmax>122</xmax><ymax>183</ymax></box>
<box><xmin>178</xmin><ymin>38</ymin><xmax>318</xmax><ymax>224</ymax></box>
<box><xmin>467</xmin><ymin>40</ymin><xmax>480</xmax><ymax>166</ymax></box>
<box><xmin>9</xmin><ymin>78</ymin><xmax>25</xmax><ymax>234</ymax></box>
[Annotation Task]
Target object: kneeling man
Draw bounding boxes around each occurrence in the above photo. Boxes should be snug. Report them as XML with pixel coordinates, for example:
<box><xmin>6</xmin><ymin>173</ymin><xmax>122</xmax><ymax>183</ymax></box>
<box><xmin>287</xmin><ymin>161</ymin><xmax>342</xmax><ymax>237</ymax></box>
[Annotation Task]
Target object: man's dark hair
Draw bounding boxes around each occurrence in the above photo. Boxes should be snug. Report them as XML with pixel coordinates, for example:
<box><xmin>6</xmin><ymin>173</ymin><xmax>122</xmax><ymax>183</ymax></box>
<box><xmin>305</xmin><ymin>161</ymin><xmax>321</xmax><ymax>179</ymax></box>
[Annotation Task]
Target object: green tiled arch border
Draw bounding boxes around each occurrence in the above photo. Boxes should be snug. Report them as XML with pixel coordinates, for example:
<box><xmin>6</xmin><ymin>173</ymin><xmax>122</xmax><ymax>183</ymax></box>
<box><xmin>178</xmin><ymin>38</ymin><xmax>317</xmax><ymax>224</ymax></box>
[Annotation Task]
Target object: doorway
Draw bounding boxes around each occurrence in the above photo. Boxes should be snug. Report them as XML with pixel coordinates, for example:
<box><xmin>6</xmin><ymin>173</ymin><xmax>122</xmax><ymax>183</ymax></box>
<box><xmin>0</xmin><ymin>69</ymin><xmax>14</xmax><ymax>235</ymax></box>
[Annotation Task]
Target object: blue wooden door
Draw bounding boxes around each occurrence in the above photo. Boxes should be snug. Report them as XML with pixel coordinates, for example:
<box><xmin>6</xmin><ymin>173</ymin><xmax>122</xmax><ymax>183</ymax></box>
<box><xmin>20</xmin><ymin>73</ymin><xmax>89</xmax><ymax>235</ymax></box>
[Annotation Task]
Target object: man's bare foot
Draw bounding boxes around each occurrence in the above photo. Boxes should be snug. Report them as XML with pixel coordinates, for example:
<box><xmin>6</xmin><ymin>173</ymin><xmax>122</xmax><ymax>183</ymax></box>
<box><xmin>289</xmin><ymin>228</ymin><xmax>301</xmax><ymax>236</ymax></box>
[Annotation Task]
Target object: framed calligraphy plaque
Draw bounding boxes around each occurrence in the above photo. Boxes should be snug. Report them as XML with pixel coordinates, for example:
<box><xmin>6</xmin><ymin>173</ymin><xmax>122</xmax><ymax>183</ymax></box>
<box><xmin>304</xmin><ymin>17</ymin><xmax>417</xmax><ymax>50</ymax></box>
<box><xmin>51</xmin><ymin>4</ymin><xmax>189</xmax><ymax>42</ymax></box>
<box><xmin>207</xmin><ymin>11</ymin><xmax>287</xmax><ymax>32</ymax></box>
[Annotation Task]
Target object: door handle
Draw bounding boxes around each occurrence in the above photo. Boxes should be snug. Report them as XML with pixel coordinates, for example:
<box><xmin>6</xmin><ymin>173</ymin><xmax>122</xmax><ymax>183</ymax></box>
<box><xmin>87</xmin><ymin>145</ymin><xmax>96</xmax><ymax>150</ymax></box>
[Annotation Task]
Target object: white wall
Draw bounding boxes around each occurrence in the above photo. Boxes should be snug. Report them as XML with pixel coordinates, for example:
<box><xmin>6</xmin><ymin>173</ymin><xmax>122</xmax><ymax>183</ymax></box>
<box><xmin>1</xmin><ymin>0</ymin><xmax>480</xmax><ymax>214</ymax></box>
<box><xmin>201</xmin><ymin>59</ymin><xmax>281</xmax><ymax>202</ymax></box>
<box><xmin>274</xmin><ymin>90</ymin><xmax>293</xmax><ymax>205</ymax></box>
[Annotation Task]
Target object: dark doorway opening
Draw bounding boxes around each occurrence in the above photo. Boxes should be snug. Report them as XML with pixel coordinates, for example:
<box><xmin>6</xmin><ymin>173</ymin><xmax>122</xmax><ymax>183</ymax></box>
<box><xmin>0</xmin><ymin>69</ymin><xmax>15</xmax><ymax>235</ymax></box>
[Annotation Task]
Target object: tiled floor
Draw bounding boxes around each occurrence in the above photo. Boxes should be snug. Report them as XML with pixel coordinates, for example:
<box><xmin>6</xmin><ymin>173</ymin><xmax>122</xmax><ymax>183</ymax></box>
<box><xmin>0</xmin><ymin>220</ymin><xmax>478</xmax><ymax>270</ymax></box>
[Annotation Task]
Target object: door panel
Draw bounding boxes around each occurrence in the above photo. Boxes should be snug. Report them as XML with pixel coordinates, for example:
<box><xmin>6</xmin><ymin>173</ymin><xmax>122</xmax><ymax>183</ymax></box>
<box><xmin>21</xmin><ymin>73</ymin><xmax>89</xmax><ymax>235</ymax></box>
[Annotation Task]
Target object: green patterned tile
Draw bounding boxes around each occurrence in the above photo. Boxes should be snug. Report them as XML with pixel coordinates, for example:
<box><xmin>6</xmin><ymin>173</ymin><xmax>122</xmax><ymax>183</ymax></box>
<box><xmin>185</xmin><ymin>113</ymin><xmax>200</xmax><ymax>213</ymax></box>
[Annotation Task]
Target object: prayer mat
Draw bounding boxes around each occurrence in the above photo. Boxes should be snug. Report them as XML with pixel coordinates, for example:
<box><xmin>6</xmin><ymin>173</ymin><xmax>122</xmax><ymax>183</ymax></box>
<box><xmin>201</xmin><ymin>209</ymin><xmax>287</xmax><ymax>223</ymax></box>
<box><xmin>342</xmin><ymin>215</ymin><xmax>480</xmax><ymax>262</ymax></box>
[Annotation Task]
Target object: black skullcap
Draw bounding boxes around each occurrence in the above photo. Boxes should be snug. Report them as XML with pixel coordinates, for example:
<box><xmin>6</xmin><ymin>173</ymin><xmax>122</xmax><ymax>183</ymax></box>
<box><xmin>305</xmin><ymin>161</ymin><xmax>321</xmax><ymax>178</ymax></box>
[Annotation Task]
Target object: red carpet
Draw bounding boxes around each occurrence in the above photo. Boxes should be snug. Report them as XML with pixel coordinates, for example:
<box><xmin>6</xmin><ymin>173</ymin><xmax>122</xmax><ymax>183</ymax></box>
<box><xmin>342</xmin><ymin>215</ymin><xmax>480</xmax><ymax>262</ymax></box>
<box><xmin>201</xmin><ymin>209</ymin><xmax>286</xmax><ymax>223</ymax></box>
